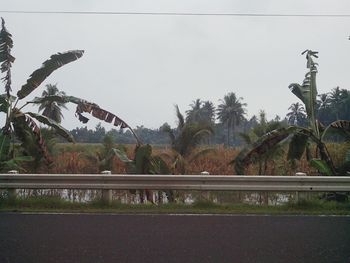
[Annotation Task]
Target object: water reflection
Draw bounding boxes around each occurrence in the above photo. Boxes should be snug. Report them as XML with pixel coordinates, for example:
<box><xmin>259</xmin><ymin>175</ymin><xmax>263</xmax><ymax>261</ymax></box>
<box><xmin>1</xmin><ymin>189</ymin><xmax>298</xmax><ymax>205</ymax></box>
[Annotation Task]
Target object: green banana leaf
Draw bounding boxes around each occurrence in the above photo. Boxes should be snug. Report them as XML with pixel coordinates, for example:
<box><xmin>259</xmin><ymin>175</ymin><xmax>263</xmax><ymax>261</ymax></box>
<box><xmin>0</xmin><ymin>156</ymin><xmax>33</xmax><ymax>173</ymax></box>
<box><xmin>150</xmin><ymin>156</ymin><xmax>171</xmax><ymax>174</ymax></box>
<box><xmin>288</xmin><ymin>50</ymin><xmax>319</xmax><ymax>133</ymax></box>
<box><xmin>0</xmin><ymin>132</ymin><xmax>10</xmax><ymax>162</ymax></box>
<box><xmin>17</xmin><ymin>50</ymin><xmax>84</xmax><ymax>99</ymax></box>
<box><xmin>111</xmin><ymin>148</ymin><xmax>133</xmax><ymax>164</ymax></box>
<box><xmin>0</xmin><ymin>18</ymin><xmax>14</xmax><ymax>66</ymax></box>
<box><xmin>135</xmin><ymin>144</ymin><xmax>153</xmax><ymax>174</ymax></box>
<box><xmin>287</xmin><ymin>132</ymin><xmax>309</xmax><ymax>161</ymax></box>
<box><xmin>12</xmin><ymin>112</ymin><xmax>52</xmax><ymax>164</ymax></box>
<box><xmin>0</xmin><ymin>18</ymin><xmax>15</xmax><ymax>95</ymax></box>
<box><xmin>233</xmin><ymin>126</ymin><xmax>297</xmax><ymax>174</ymax></box>
<box><xmin>26</xmin><ymin>112</ymin><xmax>74</xmax><ymax>142</ymax></box>
<box><xmin>322</xmin><ymin>120</ymin><xmax>350</xmax><ymax>141</ymax></box>
<box><xmin>0</xmin><ymin>94</ymin><xmax>16</xmax><ymax>113</ymax></box>
<box><xmin>310</xmin><ymin>159</ymin><xmax>333</xmax><ymax>176</ymax></box>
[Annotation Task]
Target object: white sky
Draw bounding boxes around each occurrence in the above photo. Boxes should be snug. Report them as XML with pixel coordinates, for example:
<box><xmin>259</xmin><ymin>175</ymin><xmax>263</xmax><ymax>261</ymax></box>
<box><xmin>1</xmin><ymin>0</ymin><xmax>350</xmax><ymax>130</ymax></box>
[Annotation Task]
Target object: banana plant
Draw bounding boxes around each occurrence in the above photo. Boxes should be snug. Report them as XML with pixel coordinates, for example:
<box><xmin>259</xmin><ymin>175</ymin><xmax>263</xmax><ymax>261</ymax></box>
<box><xmin>234</xmin><ymin>50</ymin><xmax>350</xmax><ymax>175</ymax></box>
<box><xmin>0</xmin><ymin>18</ymin><xmax>83</xmax><ymax>168</ymax></box>
<box><xmin>236</xmin><ymin>113</ymin><xmax>286</xmax><ymax>175</ymax></box>
<box><xmin>113</xmin><ymin>144</ymin><xmax>173</xmax><ymax>203</ymax></box>
<box><xmin>0</xmin><ymin>18</ymin><xmax>141</xmax><ymax>170</ymax></box>
<box><xmin>162</xmin><ymin>105</ymin><xmax>214</xmax><ymax>174</ymax></box>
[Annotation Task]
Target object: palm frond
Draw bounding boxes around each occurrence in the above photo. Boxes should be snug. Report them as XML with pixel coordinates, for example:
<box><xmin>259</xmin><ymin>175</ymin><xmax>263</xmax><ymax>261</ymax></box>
<box><xmin>30</xmin><ymin>95</ymin><xmax>67</xmax><ymax>105</ymax></box>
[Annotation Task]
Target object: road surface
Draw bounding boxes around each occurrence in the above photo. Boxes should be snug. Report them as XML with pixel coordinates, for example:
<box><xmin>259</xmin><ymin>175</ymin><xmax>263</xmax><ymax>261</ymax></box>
<box><xmin>1</xmin><ymin>213</ymin><xmax>349</xmax><ymax>263</ymax></box>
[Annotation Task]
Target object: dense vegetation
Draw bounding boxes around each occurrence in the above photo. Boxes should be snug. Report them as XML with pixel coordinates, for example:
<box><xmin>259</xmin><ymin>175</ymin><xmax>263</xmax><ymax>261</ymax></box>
<box><xmin>0</xmin><ymin>18</ymin><xmax>349</xmax><ymax>181</ymax></box>
<box><xmin>68</xmin><ymin>84</ymin><xmax>349</xmax><ymax>146</ymax></box>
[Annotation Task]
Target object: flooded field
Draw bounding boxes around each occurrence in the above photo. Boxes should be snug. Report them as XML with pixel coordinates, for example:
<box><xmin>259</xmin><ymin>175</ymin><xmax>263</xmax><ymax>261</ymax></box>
<box><xmin>1</xmin><ymin>189</ymin><xmax>303</xmax><ymax>205</ymax></box>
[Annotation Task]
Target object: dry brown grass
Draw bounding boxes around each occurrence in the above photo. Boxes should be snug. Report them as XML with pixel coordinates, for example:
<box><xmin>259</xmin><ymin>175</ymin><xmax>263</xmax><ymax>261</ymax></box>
<box><xmin>46</xmin><ymin>142</ymin><xmax>349</xmax><ymax>175</ymax></box>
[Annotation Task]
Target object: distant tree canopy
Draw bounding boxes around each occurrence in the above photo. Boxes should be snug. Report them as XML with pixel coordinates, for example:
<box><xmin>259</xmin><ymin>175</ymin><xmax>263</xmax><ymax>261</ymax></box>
<box><xmin>68</xmin><ymin>86</ymin><xmax>348</xmax><ymax>146</ymax></box>
<box><xmin>316</xmin><ymin>87</ymin><xmax>350</xmax><ymax>125</ymax></box>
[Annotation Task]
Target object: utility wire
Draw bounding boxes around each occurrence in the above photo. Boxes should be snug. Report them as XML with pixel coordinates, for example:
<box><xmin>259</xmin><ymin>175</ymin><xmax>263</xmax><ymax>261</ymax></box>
<box><xmin>1</xmin><ymin>10</ymin><xmax>350</xmax><ymax>17</ymax></box>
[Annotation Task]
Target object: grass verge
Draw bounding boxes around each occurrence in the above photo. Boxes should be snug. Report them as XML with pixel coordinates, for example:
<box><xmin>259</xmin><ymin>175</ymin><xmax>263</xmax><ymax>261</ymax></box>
<box><xmin>0</xmin><ymin>197</ymin><xmax>350</xmax><ymax>215</ymax></box>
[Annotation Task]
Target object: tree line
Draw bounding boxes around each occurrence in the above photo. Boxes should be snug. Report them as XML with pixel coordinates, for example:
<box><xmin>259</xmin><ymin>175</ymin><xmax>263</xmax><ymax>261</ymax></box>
<box><xmin>65</xmin><ymin>86</ymin><xmax>349</xmax><ymax>145</ymax></box>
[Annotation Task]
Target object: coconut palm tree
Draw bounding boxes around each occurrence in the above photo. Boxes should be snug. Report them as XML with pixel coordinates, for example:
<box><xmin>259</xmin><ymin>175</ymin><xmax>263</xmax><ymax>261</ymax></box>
<box><xmin>217</xmin><ymin>92</ymin><xmax>246</xmax><ymax>146</ymax></box>
<box><xmin>186</xmin><ymin>99</ymin><xmax>216</xmax><ymax>125</ymax></box>
<box><xmin>37</xmin><ymin>84</ymin><xmax>67</xmax><ymax>123</ymax></box>
<box><xmin>317</xmin><ymin>93</ymin><xmax>332</xmax><ymax>125</ymax></box>
<box><xmin>329</xmin><ymin>87</ymin><xmax>342</xmax><ymax>120</ymax></box>
<box><xmin>286</xmin><ymin>102</ymin><xmax>307</xmax><ymax>126</ymax></box>
<box><xmin>186</xmin><ymin>99</ymin><xmax>202</xmax><ymax>123</ymax></box>
<box><xmin>338</xmin><ymin>89</ymin><xmax>350</xmax><ymax>120</ymax></box>
<box><xmin>201</xmin><ymin>100</ymin><xmax>216</xmax><ymax>124</ymax></box>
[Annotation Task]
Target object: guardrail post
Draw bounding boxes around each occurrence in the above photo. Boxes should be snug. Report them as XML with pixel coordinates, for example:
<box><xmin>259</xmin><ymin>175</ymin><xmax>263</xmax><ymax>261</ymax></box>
<box><xmin>294</xmin><ymin>172</ymin><xmax>306</xmax><ymax>203</ymax></box>
<box><xmin>200</xmin><ymin>171</ymin><xmax>210</xmax><ymax>201</ymax></box>
<box><xmin>101</xmin><ymin>171</ymin><xmax>112</xmax><ymax>204</ymax></box>
<box><xmin>7</xmin><ymin>170</ymin><xmax>18</xmax><ymax>200</ymax></box>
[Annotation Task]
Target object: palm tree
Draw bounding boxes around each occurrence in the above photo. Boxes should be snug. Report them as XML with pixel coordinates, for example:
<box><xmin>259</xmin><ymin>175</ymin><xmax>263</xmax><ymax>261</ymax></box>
<box><xmin>286</xmin><ymin>102</ymin><xmax>307</xmax><ymax>126</ymax></box>
<box><xmin>329</xmin><ymin>87</ymin><xmax>342</xmax><ymax>120</ymax></box>
<box><xmin>186</xmin><ymin>99</ymin><xmax>202</xmax><ymax>123</ymax></box>
<box><xmin>37</xmin><ymin>84</ymin><xmax>67</xmax><ymax>123</ymax></box>
<box><xmin>217</xmin><ymin>92</ymin><xmax>246</xmax><ymax>146</ymax></box>
<box><xmin>201</xmin><ymin>101</ymin><xmax>216</xmax><ymax>124</ymax></box>
<box><xmin>317</xmin><ymin>93</ymin><xmax>331</xmax><ymax>124</ymax></box>
<box><xmin>317</xmin><ymin>93</ymin><xmax>330</xmax><ymax>109</ymax></box>
<box><xmin>338</xmin><ymin>89</ymin><xmax>350</xmax><ymax>120</ymax></box>
<box><xmin>186</xmin><ymin>99</ymin><xmax>216</xmax><ymax>125</ymax></box>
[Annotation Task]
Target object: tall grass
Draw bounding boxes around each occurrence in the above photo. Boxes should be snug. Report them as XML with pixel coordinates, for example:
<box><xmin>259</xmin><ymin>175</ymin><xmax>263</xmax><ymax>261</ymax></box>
<box><xmin>44</xmin><ymin>142</ymin><xmax>349</xmax><ymax>175</ymax></box>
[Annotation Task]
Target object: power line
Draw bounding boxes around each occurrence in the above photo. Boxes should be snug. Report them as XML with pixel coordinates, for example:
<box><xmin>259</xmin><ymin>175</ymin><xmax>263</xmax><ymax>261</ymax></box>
<box><xmin>1</xmin><ymin>10</ymin><xmax>350</xmax><ymax>17</ymax></box>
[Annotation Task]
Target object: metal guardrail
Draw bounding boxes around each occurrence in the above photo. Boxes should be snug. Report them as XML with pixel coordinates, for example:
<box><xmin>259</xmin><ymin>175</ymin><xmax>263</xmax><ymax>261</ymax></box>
<box><xmin>1</xmin><ymin>174</ymin><xmax>350</xmax><ymax>192</ymax></box>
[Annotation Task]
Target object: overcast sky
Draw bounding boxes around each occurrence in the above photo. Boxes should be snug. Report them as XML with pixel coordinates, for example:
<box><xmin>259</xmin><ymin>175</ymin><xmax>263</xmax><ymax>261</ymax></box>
<box><xmin>1</xmin><ymin>0</ymin><xmax>350</xmax><ymax>130</ymax></box>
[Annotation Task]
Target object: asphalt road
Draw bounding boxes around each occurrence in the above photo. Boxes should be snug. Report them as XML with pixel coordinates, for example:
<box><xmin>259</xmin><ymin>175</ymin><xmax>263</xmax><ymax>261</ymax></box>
<box><xmin>0</xmin><ymin>213</ymin><xmax>350</xmax><ymax>263</ymax></box>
